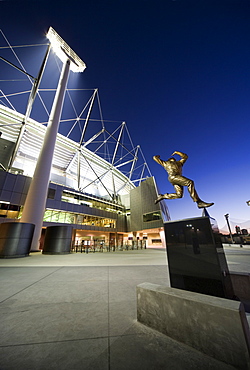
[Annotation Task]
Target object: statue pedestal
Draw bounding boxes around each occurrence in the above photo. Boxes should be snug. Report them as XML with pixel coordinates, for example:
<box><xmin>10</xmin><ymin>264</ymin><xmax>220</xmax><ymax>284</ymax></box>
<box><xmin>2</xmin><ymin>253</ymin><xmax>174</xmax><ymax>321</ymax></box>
<box><xmin>164</xmin><ymin>216</ymin><xmax>234</xmax><ymax>299</ymax></box>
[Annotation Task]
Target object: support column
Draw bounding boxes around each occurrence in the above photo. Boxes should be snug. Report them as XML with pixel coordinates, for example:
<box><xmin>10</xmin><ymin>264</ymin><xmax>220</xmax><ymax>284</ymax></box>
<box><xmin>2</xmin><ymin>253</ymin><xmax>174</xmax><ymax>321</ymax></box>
<box><xmin>21</xmin><ymin>59</ymin><xmax>71</xmax><ymax>251</ymax></box>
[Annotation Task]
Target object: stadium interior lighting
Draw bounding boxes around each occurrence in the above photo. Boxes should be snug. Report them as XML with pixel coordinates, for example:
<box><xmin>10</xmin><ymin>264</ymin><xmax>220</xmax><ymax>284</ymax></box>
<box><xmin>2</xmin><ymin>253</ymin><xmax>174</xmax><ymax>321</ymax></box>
<box><xmin>46</xmin><ymin>27</ymin><xmax>86</xmax><ymax>73</ymax></box>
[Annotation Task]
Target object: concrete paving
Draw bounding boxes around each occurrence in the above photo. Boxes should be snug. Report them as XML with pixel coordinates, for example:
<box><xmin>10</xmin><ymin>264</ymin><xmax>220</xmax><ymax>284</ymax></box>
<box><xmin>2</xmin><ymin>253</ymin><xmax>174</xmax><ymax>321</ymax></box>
<box><xmin>0</xmin><ymin>246</ymin><xmax>249</xmax><ymax>370</ymax></box>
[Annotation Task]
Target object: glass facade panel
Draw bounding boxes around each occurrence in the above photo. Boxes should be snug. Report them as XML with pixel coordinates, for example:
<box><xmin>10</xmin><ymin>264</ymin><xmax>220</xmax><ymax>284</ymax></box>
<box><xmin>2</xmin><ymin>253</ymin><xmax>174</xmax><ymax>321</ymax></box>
<box><xmin>44</xmin><ymin>210</ymin><xmax>53</xmax><ymax>222</ymax></box>
<box><xmin>43</xmin><ymin>209</ymin><xmax>116</xmax><ymax>228</ymax></box>
<box><xmin>47</xmin><ymin>188</ymin><xmax>56</xmax><ymax>199</ymax></box>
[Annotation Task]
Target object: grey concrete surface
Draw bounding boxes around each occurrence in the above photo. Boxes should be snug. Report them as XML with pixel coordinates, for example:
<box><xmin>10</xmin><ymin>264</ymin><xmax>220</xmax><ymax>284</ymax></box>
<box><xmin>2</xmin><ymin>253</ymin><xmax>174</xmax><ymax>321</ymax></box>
<box><xmin>0</xmin><ymin>246</ymin><xmax>249</xmax><ymax>370</ymax></box>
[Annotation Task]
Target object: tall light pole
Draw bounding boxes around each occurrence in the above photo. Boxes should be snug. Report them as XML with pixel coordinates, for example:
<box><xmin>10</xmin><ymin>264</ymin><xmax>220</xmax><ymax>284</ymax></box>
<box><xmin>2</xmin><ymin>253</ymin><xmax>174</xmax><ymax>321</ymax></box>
<box><xmin>21</xmin><ymin>27</ymin><xmax>86</xmax><ymax>251</ymax></box>
<box><xmin>224</xmin><ymin>213</ymin><xmax>234</xmax><ymax>244</ymax></box>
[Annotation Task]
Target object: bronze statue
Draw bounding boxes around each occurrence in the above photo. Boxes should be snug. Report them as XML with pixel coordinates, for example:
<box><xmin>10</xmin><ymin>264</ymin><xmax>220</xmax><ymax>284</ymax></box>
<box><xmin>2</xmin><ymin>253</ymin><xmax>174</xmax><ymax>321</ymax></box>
<box><xmin>153</xmin><ymin>151</ymin><xmax>214</xmax><ymax>208</ymax></box>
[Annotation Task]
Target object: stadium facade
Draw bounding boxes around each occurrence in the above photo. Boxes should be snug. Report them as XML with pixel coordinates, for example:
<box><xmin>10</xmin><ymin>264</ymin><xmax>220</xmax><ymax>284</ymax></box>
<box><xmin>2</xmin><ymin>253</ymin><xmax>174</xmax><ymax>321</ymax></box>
<box><xmin>0</xmin><ymin>30</ymin><xmax>170</xmax><ymax>253</ymax></box>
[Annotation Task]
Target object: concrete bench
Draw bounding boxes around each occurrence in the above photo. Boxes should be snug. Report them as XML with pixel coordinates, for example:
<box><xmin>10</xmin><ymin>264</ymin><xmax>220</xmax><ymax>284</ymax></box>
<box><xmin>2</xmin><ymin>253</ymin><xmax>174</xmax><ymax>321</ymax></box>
<box><xmin>137</xmin><ymin>283</ymin><xmax>250</xmax><ymax>369</ymax></box>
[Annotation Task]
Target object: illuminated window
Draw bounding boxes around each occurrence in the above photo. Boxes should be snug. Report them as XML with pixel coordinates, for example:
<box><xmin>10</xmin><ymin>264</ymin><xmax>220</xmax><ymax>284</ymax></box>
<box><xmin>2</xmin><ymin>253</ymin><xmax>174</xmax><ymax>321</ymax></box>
<box><xmin>143</xmin><ymin>211</ymin><xmax>161</xmax><ymax>222</ymax></box>
<box><xmin>61</xmin><ymin>190</ymin><xmax>124</xmax><ymax>214</ymax></box>
<box><xmin>0</xmin><ymin>202</ymin><xmax>21</xmax><ymax>219</ymax></box>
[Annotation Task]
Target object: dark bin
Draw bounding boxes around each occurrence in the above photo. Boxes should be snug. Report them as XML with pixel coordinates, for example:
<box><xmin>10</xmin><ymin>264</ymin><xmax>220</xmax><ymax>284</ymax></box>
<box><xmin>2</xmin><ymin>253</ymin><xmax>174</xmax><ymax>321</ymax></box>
<box><xmin>0</xmin><ymin>222</ymin><xmax>35</xmax><ymax>258</ymax></box>
<box><xmin>42</xmin><ymin>225</ymin><xmax>73</xmax><ymax>255</ymax></box>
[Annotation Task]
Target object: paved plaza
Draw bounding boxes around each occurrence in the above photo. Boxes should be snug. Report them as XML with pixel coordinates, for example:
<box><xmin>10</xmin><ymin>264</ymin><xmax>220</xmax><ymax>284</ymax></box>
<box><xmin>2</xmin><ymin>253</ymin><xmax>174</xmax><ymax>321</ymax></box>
<box><xmin>0</xmin><ymin>246</ymin><xmax>249</xmax><ymax>370</ymax></box>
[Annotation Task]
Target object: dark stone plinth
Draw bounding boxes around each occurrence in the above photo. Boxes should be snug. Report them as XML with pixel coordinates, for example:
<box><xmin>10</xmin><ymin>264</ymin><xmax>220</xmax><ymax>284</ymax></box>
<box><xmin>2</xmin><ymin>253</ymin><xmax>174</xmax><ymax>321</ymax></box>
<box><xmin>164</xmin><ymin>216</ymin><xmax>234</xmax><ymax>299</ymax></box>
<box><xmin>0</xmin><ymin>222</ymin><xmax>35</xmax><ymax>258</ymax></box>
<box><xmin>42</xmin><ymin>225</ymin><xmax>73</xmax><ymax>255</ymax></box>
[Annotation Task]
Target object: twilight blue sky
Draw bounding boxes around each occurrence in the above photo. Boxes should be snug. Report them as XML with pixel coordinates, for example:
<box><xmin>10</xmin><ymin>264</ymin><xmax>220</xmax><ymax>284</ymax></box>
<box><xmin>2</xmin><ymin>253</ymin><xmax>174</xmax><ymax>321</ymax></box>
<box><xmin>0</xmin><ymin>0</ymin><xmax>250</xmax><ymax>231</ymax></box>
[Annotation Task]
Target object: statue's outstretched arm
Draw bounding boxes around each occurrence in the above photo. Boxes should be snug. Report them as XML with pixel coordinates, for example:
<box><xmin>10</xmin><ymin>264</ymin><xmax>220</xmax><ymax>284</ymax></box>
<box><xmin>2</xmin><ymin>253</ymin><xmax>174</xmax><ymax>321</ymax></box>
<box><xmin>172</xmin><ymin>151</ymin><xmax>188</xmax><ymax>164</ymax></box>
<box><xmin>153</xmin><ymin>155</ymin><xmax>165</xmax><ymax>166</ymax></box>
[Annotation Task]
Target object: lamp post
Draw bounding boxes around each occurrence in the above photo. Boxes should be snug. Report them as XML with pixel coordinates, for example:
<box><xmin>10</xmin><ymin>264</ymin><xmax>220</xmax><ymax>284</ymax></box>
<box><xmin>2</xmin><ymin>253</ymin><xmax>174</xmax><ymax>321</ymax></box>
<box><xmin>21</xmin><ymin>27</ymin><xmax>86</xmax><ymax>251</ymax></box>
<box><xmin>224</xmin><ymin>213</ymin><xmax>234</xmax><ymax>244</ymax></box>
<box><xmin>246</xmin><ymin>200</ymin><xmax>250</xmax><ymax>206</ymax></box>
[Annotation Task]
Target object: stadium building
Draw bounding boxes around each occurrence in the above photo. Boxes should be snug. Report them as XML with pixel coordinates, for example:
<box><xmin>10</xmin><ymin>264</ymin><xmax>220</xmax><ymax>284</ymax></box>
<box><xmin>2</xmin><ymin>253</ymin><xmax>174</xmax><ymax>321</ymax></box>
<box><xmin>0</xmin><ymin>28</ymin><xmax>170</xmax><ymax>254</ymax></box>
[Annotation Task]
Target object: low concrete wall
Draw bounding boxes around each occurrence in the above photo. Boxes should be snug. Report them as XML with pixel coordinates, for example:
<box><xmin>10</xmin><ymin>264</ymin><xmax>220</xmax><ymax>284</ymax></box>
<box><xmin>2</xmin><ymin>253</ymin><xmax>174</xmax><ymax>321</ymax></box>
<box><xmin>137</xmin><ymin>283</ymin><xmax>250</xmax><ymax>369</ymax></box>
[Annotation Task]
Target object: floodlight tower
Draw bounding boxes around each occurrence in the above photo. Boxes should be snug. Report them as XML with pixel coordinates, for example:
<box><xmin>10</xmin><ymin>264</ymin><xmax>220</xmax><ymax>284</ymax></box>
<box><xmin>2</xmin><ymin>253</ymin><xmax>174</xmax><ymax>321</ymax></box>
<box><xmin>21</xmin><ymin>27</ymin><xmax>86</xmax><ymax>251</ymax></box>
